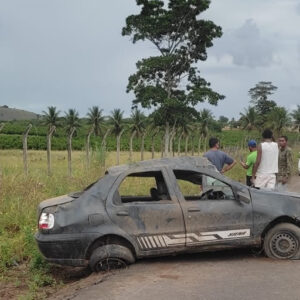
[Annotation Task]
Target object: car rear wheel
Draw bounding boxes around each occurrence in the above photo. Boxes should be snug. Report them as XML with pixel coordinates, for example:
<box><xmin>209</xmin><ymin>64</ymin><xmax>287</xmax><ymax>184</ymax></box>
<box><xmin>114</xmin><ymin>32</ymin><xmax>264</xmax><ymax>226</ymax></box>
<box><xmin>89</xmin><ymin>244</ymin><xmax>135</xmax><ymax>272</ymax></box>
<box><xmin>264</xmin><ymin>223</ymin><xmax>300</xmax><ymax>259</ymax></box>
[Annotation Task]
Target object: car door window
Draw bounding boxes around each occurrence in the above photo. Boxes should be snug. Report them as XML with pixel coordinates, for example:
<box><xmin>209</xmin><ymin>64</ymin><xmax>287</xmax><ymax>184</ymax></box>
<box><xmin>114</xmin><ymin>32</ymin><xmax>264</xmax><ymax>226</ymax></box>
<box><xmin>114</xmin><ymin>171</ymin><xmax>171</xmax><ymax>204</ymax></box>
<box><xmin>174</xmin><ymin>170</ymin><xmax>235</xmax><ymax>201</ymax></box>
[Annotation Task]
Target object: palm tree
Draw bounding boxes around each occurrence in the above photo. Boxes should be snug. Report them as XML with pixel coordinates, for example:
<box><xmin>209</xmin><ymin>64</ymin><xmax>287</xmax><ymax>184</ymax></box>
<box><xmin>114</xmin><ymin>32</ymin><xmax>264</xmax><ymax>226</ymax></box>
<box><xmin>86</xmin><ymin>106</ymin><xmax>105</xmax><ymax>167</ymax></box>
<box><xmin>65</xmin><ymin>109</ymin><xmax>80</xmax><ymax>176</ymax></box>
<box><xmin>129</xmin><ymin>109</ymin><xmax>146</xmax><ymax>162</ymax></box>
<box><xmin>110</xmin><ymin>109</ymin><xmax>125</xmax><ymax>165</ymax></box>
<box><xmin>239</xmin><ymin>107</ymin><xmax>258</xmax><ymax>131</ymax></box>
<box><xmin>42</xmin><ymin>106</ymin><xmax>60</xmax><ymax>176</ymax></box>
<box><xmin>87</xmin><ymin>106</ymin><xmax>104</xmax><ymax>136</ymax></box>
<box><xmin>267</xmin><ymin>107</ymin><xmax>291</xmax><ymax>137</ymax></box>
<box><xmin>291</xmin><ymin>105</ymin><xmax>300</xmax><ymax>133</ymax></box>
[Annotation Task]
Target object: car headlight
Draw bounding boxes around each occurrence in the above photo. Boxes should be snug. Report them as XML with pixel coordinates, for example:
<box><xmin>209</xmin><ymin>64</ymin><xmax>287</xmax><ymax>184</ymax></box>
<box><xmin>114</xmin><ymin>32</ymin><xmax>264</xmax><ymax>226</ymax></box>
<box><xmin>39</xmin><ymin>212</ymin><xmax>55</xmax><ymax>230</ymax></box>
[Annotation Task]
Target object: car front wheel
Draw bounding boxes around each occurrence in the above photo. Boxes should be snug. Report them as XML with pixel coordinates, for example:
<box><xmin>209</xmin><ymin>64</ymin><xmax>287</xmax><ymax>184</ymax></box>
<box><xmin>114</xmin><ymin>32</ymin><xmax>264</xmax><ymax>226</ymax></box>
<box><xmin>89</xmin><ymin>244</ymin><xmax>135</xmax><ymax>272</ymax></box>
<box><xmin>264</xmin><ymin>223</ymin><xmax>300</xmax><ymax>259</ymax></box>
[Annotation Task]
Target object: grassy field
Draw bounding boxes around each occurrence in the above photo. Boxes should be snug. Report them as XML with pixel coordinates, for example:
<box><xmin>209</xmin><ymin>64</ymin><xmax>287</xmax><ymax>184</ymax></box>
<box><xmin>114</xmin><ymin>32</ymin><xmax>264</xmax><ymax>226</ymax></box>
<box><xmin>0</xmin><ymin>147</ymin><xmax>299</xmax><ymax>299</ymax></box>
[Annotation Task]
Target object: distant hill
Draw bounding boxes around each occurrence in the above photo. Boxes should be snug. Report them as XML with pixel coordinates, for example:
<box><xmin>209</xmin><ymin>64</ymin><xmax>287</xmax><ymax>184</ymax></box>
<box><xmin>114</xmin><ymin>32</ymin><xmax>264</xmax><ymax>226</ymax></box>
<box><xmin>0</xmin><ymin>105</ymin><xmax>39</xmax><ymax>121</ymax></box>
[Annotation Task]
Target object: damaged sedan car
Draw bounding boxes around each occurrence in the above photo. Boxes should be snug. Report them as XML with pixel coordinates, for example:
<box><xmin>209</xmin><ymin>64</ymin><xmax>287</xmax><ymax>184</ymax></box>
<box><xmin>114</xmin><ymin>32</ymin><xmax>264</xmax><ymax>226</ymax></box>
<box><xmin>35</xmin><ymin>157</ymin><xmax>300</xmax><ymax>272</ymax></box>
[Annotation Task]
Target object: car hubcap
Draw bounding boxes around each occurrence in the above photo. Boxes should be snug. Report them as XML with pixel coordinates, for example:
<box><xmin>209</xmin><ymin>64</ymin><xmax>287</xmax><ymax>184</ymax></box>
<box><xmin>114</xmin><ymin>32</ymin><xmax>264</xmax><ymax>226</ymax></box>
<box><xmin>271</xmin><ymin>231</ymin><xmax>298</xmax><ymax>258</ymax></box>
<box><xmin>96</xmin><ymin>258</ymin><xmax>126</xmax><ymax>272</ymax></box>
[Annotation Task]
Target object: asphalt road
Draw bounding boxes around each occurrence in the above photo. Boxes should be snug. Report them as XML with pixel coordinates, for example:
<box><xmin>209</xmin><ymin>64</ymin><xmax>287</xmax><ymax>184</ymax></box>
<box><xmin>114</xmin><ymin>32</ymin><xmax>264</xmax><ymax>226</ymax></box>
<box><xmin>52</xmin><ymin>176</ymin><xmax>300</xmax><ymax>300</ymax></box>
<box><xmin>70</xmin><ymin>251</ymin><xmax>300</xmax><ymax>300</ymax></box>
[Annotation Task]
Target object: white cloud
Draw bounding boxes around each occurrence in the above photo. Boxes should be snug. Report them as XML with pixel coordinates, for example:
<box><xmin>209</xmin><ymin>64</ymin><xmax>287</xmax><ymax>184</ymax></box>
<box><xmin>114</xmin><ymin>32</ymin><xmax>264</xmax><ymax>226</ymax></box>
<box><xmin>211</xmin><ymin>19</ymin><xmax>276</xmax><ymax>68</ymax></box>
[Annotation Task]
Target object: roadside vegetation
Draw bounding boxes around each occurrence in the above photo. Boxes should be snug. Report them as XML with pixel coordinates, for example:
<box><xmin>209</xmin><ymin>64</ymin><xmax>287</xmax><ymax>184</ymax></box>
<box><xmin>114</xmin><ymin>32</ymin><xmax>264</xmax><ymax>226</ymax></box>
<box><xmin>1</xmin><ymin>147</ymin><xmax>300</xmax><ymax>299</ymax></box>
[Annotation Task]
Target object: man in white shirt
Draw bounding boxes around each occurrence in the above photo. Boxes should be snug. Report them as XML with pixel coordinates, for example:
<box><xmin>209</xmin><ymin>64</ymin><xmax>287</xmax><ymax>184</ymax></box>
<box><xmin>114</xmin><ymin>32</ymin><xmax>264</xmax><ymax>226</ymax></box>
<box><xmin>252</xmin><ymin>129</ymin><xmax>279</xmax><ymax>190</ymax></box>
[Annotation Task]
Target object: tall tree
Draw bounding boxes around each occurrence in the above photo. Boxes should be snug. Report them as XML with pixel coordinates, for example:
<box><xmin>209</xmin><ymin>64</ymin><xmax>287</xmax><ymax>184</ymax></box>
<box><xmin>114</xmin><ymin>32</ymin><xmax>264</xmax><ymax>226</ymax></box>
<box><xmin>42</xmin><ymin>106</ymin><xmax>60</xmax><ymax>176</ymax></box>
<box><xmin>267</xmin><ymin>107</ymin><xmax>291</xmax><ymax>137</ymax></box>
<box><xmin>239</xmin><ymin>106</ymin><xmax>258</xmax><ymax>131</ymax></box>
<box><xmin>198</xmin><ymin>109</ymin><xmax>213</xmax><ymax>152</ymax></box>
<box><xmin>248</xmin><ymin>81</ymin><xmax>277</xmax><ymax>122</ymax></box>
<box><xmin>291</xmin><ymin>105</ymin><xmax>300</xmax><ymax>132</ymax></box>
<box><xmin>123</xmin><ymin>0</ymin><xmax>224</xmax><ymax>157</ymax></box>
<box><xmin>110</xmin><ymin>109</ymin><xmax>125</xmax><ymax>165</ymax></box>
<box><xmin>65</xmin><ymin>109</ymin><xmax>80</xmax><ymax>176</ymax></box>
<box><xmin>86</xmin><ymin>106</ymin><xmax>104</xmax><ymax>167</ymax></box>
<box><xmin>87</xmin><ymin>106</ymin><xmax>104</xmax><ymax>136</ymax></box>
<box><xmin>129</xmin><ymin>109</ymin><xmax>146</xmax><ymax>162</ymax></box>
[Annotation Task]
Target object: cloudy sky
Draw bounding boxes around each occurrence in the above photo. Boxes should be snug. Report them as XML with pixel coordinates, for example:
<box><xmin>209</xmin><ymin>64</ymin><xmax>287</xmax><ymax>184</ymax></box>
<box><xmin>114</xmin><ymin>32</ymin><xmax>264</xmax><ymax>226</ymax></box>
<box><xmin>1</xmin><ymin>0</ymin><xmax>299</xmax><ymax>119</ymax></box>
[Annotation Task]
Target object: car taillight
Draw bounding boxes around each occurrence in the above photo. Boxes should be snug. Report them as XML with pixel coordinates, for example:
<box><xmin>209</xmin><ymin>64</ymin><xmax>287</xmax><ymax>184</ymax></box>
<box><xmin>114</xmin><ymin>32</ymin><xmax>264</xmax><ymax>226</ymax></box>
<box><xmin>39</xmin><ymin>212</ymin><xmax>55</xmax><ymax>230</ymax></box>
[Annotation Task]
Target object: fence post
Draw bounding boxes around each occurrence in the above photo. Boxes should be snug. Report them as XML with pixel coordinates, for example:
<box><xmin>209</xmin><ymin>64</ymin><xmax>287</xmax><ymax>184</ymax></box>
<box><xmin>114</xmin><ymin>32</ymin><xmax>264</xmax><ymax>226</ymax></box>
<box><xmin>23</xmin><ymin>124</ymin><xmax>32</xmax><ymax>176</ymax></box>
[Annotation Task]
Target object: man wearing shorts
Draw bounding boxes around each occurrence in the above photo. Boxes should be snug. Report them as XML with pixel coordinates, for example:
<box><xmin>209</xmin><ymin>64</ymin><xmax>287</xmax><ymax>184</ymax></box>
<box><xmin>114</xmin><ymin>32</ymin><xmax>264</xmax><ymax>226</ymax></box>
<box><xmin>252</xmin><ymin>129</ymin><xmax>278</xmax><ymax>190</ymax></box>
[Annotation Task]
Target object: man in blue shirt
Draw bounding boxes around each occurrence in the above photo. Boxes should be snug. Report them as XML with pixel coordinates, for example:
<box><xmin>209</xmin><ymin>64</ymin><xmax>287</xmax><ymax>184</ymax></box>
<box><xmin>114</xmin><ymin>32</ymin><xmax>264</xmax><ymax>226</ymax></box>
<box><xmin>204</xmin><ymin>137</ymin><xmax>236</xmax><ymax>173</ymax></box>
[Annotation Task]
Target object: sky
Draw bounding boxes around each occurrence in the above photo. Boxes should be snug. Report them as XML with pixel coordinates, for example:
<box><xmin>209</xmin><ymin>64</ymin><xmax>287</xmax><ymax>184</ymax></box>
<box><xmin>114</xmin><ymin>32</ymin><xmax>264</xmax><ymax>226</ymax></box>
<box><xmin>0</xmin><ymin>0</ymin><xmax>300</xmax><ymax>119</ymax></box>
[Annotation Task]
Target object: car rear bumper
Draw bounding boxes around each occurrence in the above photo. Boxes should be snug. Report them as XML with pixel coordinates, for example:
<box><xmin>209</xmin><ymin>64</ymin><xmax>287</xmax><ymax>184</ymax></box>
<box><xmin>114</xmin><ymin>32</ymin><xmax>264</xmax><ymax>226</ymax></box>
<box><xmin>35</xmin><ymin>232</ymin><xmax>96</xmax><ymax>266</ymax></box>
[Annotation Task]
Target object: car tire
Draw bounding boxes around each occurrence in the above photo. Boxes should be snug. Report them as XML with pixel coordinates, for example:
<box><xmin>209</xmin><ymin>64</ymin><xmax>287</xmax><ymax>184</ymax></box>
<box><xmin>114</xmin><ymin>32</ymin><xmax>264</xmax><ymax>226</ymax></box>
<box><xmin>264</xmin><ymin>223</ymin><xmax>300</xmax><ymax>259</ymax></box>
<box><xmin>89</xmin><ymin>244</ymin><xmax>135</xmax><ymax>272</ymax></box>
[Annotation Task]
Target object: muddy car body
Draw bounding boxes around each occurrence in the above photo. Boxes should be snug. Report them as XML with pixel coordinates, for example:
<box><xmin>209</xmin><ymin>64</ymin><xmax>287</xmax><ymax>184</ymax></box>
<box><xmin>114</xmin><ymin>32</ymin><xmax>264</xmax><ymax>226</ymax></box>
<box><xmin>35</xmin><ymin>157</ymin><xmax>300</xmax><ymax>271</ymax></box>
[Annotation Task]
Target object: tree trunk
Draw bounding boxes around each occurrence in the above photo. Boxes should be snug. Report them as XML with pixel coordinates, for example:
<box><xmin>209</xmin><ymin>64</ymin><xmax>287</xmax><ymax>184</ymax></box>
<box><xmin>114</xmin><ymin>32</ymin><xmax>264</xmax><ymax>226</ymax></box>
<box><xmin>177</xmin><ymin>133</ymin><xmax>183</xmax><ymax>156</ymax></box>
<box><xmin>164</xmin><ymin>121</ymin><xmax>170</xmax><ymax>157</ymax></box>
<box><xmin>151</xmin><ymin>135</ymin><xmax>155</xmax><ymax>159</ymax></box>
<box><xmin>101</xmin><ymin>128</ymin><xmax>111</xmax><ymax>168</ymax></box>
<box><xmin>0</xmin><ymin>123</ymin><xmax>4</xmax><ymax>133</ymax></box>
<box><xmin>129</xmin><ymin>130</ymin><xmax>137</xmax><ymax>162</ymax></box>
<box><xmin>116</xmin><ymin>129</ymin><xmax>125</xmax><ymax>165</ymax></box>
<box><xmin>185</xmin><ymin>135</ymin><xmax>189</xmax><ymax>155</ymax></box>
<box><xmin>47</xmin><ymin>126</ymin><xmax>56</xmax><ymax>176</ymax></box>
<box><xmin>67</xmin><ymin>127</ymin><xmax>76</xmax><ymax>177</ymax></box>
<box><xmin>86</xmin><ymin>125</ymin><xmax>94</xmax><ymax>169</ymax></box>
<box><xmin>169</xmin><ymin>122</ymin><xmax>177</xmax><ymax>156</ymax></box>
<box><xmin>141</xmin><ymin>132</ymin><xmax>146</xmax><ymax>161</ymax></box>
<box><xmin>161</xmin><ymin>135</ymin><xmax>164</xmax><ymax>158</ymax></box>
<box><xmin>169</xmin><ymin>126</ymin><xmax>177</xmax><ymax>157</ymax></box>
<box><xmin>198</xmin><ymin>135</ymin><xmax>202</xmax><ymax>156</ymax></box>
<box><xmin>22</xmin><ymin>124</ymin><xmax>32</xmax><ymax>175</ymax></box>
<box><xmin>204</xmin><ymin>136</ymin><xmax>207</xmax><ymax>152</ymax></box>
<box><xmin>191</xmin><ymin>135</ymin><xmax>195</xmax><ymax>156</ymax></box>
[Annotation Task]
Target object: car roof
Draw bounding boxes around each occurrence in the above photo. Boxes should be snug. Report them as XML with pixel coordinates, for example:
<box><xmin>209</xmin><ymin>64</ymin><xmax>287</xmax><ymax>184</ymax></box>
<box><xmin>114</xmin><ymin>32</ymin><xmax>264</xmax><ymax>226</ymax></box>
<box><xmin>107</xmin><ymin>156</ymin><xmax>217</xmax><ymax>176</ymax></box>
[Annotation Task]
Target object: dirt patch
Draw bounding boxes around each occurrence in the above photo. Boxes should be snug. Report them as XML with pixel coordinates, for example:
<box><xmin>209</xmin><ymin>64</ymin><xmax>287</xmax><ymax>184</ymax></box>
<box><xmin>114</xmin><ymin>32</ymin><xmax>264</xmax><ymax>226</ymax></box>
<box><xmin>48</xmin><ymin>270</ymin><xmax>119</xmax><ymax>300</ymax></box>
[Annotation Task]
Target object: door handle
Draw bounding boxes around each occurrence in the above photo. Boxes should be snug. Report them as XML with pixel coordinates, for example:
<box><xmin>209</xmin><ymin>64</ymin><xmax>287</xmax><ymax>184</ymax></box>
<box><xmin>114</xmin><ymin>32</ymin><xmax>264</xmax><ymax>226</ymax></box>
<box><xmin>117</xmin><ymin>211</ymin><xmax>129</xmax><ymax>216</ymax></box>
<box><xmin>188</xmin><ymin>207</ymin><xmax>201</xmax><ymax>212</ymax></box>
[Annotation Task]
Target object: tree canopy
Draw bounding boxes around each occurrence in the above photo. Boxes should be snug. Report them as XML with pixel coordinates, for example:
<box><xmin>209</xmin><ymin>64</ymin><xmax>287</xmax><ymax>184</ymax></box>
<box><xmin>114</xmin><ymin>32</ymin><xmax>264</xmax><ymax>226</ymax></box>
<box><xmin>122</xmin><ymin>0</ymin><xmax>225</xmax><ymax>154</ymax></box>
<box><xmin>248</xmin><ymin>81</ymin><xmax>277</xmax><ymax>116</ymax></box>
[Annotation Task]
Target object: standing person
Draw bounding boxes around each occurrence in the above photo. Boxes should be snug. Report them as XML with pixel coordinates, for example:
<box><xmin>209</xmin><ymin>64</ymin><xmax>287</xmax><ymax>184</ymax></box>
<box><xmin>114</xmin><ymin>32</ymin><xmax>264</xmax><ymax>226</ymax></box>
<box><xmin>204</xmin><ymin>137</ymin><xmax>236</xmax><ymax>173</ymax></box>
<box><xmin>252</xmin><ymin>129</ymin><xmax>279</xmax><ymax>190</ymax></box>
<box><xmin>277</xmin><ymin>136</ymin><xmax>293</xmax><ymax>192</ymax></box>
<box><xmin>240</xmin><ymin>140</ymin><xmax>257</xmax><ymax>186</ymax></box>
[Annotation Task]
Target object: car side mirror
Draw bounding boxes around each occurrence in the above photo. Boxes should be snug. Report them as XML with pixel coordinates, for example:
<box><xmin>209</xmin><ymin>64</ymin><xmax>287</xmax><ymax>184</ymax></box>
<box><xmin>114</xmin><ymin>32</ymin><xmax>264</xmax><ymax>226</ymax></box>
<box><xmin>236</xmin><ymin>191</ymin><xmax>251</xmax><ymax>204</ymax></box>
